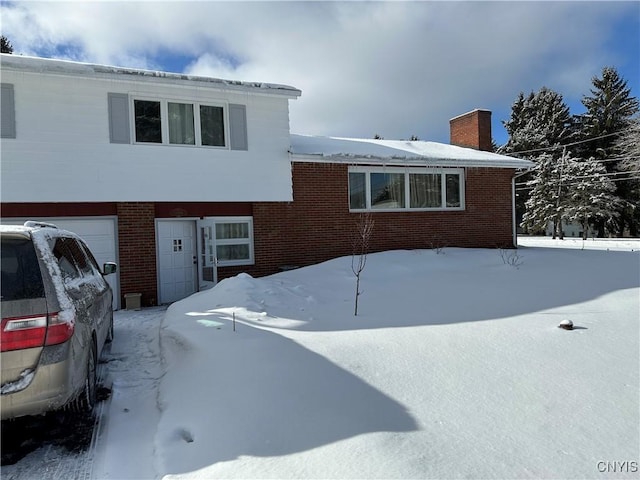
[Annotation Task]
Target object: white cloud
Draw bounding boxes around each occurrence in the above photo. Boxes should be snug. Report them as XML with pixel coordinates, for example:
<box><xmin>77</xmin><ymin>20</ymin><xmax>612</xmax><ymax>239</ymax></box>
<box><xmin>2</xmin><ymin>1</ymin><xmax>637</xmax><ymax>144</ymax></box>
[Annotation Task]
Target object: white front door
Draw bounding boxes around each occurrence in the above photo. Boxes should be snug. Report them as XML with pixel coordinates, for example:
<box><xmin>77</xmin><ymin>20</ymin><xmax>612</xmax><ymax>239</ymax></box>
<box><xmin>157</xmin><ymin>220</ymin><xmax>197</xmax><ymax>304</ymax></box>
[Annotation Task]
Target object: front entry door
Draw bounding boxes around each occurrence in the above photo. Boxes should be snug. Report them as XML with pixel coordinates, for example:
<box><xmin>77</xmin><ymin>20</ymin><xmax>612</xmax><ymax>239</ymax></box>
<box><xmin>157</xmin><ymin>220</ymin><xmax>197</xmax><ymax>304</ymax></box>
<box><xmin>197</xmin><ymin>219</ymin><xmax>217</xmax><ymax>291</ymax></box>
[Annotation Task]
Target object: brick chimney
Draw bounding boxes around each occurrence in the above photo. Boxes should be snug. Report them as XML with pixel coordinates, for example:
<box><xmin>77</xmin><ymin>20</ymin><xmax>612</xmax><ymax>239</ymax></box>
<box><xmin>449</xmin><ymin>109</ymin><xmax>492</xmax><ymax>152</ymax></box>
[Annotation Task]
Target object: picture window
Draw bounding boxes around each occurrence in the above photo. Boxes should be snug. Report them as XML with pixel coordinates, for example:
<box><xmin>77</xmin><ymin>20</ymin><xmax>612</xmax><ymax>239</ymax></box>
<box><xmin>349</xmin><ymin>167</ymin><xmax>465</xmax><ymax>211</ymax></box>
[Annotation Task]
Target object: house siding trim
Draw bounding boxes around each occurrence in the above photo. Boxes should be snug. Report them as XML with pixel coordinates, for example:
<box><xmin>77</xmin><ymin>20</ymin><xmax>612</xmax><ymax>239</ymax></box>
<box><xmin>1</xmin><ymin>83</ymin><xmax>16</xmax><ymax>139</ymax></box>
<box><xmin>108</xmin><ymin>92</ymin><xmax>131</xmax><ymax>143</ymax></box>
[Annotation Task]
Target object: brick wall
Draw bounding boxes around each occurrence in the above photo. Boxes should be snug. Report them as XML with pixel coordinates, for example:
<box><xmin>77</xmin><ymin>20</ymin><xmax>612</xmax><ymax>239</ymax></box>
<box><xmin>450</xmin><ymin>110</ymin><xmax>493</xmax><ymax>151</ymax></box>
<box><xmin>244</xmin><ymin>162</ymin><xmax>516</xmax><ymax>277</ymax></box>
<box><xmin>3</xmin><ymin>166</ymin><xmax>516</xmax><ymax>301</ymax></box>
<box><xmin>116</xmin><ymin>202</ymin><xmax>158</xmax><ymax>306</ymax></box>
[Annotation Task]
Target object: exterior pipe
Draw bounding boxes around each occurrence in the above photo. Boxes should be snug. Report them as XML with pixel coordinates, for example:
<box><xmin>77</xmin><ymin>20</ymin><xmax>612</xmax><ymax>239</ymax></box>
<box><xmin>512</xmin><ymin>175</ymin><xmax>517</xmax><ymax>248</ymax></box>
<box><xmin>512</xmin><ymin>168</ymin><xmax>533</xmax><ymax>248</ymax></box>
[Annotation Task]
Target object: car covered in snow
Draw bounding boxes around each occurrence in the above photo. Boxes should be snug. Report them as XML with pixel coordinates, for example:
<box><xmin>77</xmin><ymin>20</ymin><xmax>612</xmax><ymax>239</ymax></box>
<box><xmin>1</xmin><ymin>221</ymin><xmax>117</xmax><ymax>420</ymax></box>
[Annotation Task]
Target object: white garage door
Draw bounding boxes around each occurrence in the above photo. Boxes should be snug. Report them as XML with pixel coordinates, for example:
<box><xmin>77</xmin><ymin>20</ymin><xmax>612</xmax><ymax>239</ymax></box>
<box><xmin>2</xmin><ymin>217</ymin><xmax>120</xmax><ymax>309</ymax></box>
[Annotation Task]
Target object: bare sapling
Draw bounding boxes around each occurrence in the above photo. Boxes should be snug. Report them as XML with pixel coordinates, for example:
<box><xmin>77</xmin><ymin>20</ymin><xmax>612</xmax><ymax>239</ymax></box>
<box><xmin>352</xmin><ymin>212</ymin><xmax>374</xmax><ymax>316</ymax></box>
<box><xmin>499</xmin><ymin>247</ymin><xmax>523</xmax><ymax>268</ymax></box>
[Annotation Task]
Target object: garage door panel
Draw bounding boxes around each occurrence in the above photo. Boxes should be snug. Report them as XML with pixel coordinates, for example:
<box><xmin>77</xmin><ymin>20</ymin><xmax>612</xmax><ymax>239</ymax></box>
<box><xmin>1</xmin><ymin>217</ymin><xmax>120</xmax><ymax>309</ymax></box>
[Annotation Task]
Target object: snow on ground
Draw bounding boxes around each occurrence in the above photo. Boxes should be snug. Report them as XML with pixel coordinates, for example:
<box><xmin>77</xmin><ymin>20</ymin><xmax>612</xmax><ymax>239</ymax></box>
<box><xmin>3</xmin><ymin>238</ymin><xmax>638</xmax><ymax>479</ymax></box>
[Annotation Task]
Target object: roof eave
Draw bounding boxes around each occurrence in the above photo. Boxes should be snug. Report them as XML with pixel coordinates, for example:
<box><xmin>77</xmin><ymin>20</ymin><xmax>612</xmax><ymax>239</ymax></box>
<box><xmin>0</xmin><ymin>53</ymin><xmax>302</xmax><ymax>98</ymax></box>
<box><xmin>290</xmin><ymin>153</ymin><xmax>533</xmax><ymax>169</ymax></box>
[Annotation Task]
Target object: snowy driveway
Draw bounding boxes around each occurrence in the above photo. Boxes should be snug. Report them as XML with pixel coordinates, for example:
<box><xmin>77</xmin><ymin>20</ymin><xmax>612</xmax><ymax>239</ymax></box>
<box><xmin>1</xmin><ymin>307</ymin><xmax>167</xmax><ymax>480</ymax></box>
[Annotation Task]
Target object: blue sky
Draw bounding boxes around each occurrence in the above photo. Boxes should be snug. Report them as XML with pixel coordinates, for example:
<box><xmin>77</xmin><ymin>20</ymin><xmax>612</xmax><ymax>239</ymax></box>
<box><xmin>2</xmin><ymin>1</ymin><xmax>638</xmax><ymax>146</ymax></box>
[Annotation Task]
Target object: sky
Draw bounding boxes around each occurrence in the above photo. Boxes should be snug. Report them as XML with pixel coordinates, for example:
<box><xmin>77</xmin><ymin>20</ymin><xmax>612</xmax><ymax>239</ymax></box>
<box><xmin>1</xmin><ymin>0</ymin><xmax>638</xmax><ymax>146</ymax></box>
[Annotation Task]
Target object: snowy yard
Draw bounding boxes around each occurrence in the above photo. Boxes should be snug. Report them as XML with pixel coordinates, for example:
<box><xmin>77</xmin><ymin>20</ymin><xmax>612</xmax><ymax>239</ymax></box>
<box><xmin>3</xmin><ymin>237</ymin><xmax>639</xmax><ymax>479</ymax></box>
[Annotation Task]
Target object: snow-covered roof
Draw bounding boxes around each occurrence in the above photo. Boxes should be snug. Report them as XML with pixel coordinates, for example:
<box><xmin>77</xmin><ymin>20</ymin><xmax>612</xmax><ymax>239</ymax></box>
<box><xmin>290</xmin><ymin>134</ymin><xmax>533</xmax><ymax>169</ymax></box>
<box><xmin>0</xmin><ymin>54</ymin><xmax>302</xmax><ymax>98</ymax></box>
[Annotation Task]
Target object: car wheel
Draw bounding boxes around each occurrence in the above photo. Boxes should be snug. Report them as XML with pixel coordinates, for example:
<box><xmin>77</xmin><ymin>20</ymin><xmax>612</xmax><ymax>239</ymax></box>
<box><xmin>106</xmin><ymin>314</ymin><xmax>114</xmax><ymax>343</ymax></box>
<box><xmin>73</xmin><ymin>340</ymin><xmax>97</xmax><ymax>414</ymax></box>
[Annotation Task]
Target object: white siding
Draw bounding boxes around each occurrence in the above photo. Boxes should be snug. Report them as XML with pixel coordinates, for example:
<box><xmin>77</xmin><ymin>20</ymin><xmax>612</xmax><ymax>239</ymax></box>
<box><xmin>0</xmin><ymin>69</ymin><xmax>295</xmax><ymax>203</ymax></box>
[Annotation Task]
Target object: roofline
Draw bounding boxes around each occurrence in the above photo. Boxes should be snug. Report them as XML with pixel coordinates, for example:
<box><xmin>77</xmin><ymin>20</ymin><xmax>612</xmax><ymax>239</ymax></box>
<box><xmin>0</xmin><ymin>53</ymin><xmax>302</xmax><ymax>98</ymax></box>
<box><xmin>290</xmin><ymin>152</ymin><xmax>533</xmax><ymax>169</ymax></box>
<box><xmin>449</xmin><ymin>108</ymin><xmax>492</xmax><ymax>122</ymax></box>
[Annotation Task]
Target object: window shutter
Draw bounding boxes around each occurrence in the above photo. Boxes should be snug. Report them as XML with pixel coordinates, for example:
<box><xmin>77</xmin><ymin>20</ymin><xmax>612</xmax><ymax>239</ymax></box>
<box><xmin>229</xmin><ymin>104</ymin><xmax>248</xmax><ymax>151</ymax></box>
<box><xmin>108</xmin><ymin>93</ymin><xmax>131</xmax><ymax>144</ymax></box>
<box><xmin>1</xmin><ymin>83</ymin><xmax>16</xmax><ymax>139</ymax></box>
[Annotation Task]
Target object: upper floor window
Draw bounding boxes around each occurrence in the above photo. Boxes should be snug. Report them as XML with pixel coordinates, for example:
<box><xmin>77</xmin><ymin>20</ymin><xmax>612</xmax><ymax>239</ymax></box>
<box><xmin>348</xmin><ymin>167</ymin><xmax>465</xmax><ymax>212</ymax></box>
<box><xmin>109</xmin><ymin>93</ymin><xmax>247</xmax><ymax>149</ymax></box>
<box><xmin>135</xmin><ymin>100</ymin><xmax>162</xmax><ymax>143</ymax></box>
<box><xmin>133</xmin><ymin>98</ymin><xmax>226</xmax><ymax>147</ymax></box>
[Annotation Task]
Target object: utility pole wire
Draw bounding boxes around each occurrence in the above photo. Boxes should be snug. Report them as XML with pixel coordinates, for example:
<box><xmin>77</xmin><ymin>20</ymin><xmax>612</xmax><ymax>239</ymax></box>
<box><xmin>515</xmin><ymin>170</ymin><xmax>640</xmax><ymax>187</ymax></box>
<box><xmin>503</xmin><ymin>131</ymin><xmax>622</xmax><ymax>156</ymax></box>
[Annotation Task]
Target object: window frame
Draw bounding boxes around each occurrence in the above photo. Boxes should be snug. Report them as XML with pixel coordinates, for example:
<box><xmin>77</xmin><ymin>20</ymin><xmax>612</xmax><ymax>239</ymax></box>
<box><xmin>211</xmin><ymin>216</ymin><xmax>254</xmax><ymax>267</ymax></box>
<box><xmin>348</xmin><ymin>166</ymin><xmax>465</xmax><ymax>212</ymax></box>
<box><xmin>131</xmin><ymin>95</ymin><xmax>228</xmax><ymax>149</ymax></box>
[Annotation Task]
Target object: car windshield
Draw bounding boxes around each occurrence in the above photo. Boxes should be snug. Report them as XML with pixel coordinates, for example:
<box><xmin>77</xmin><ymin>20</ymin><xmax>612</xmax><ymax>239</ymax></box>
<box><xmin>1</xmin><ymin>237</ymin><xmax>46</xmax><ymax>301</ymax></box>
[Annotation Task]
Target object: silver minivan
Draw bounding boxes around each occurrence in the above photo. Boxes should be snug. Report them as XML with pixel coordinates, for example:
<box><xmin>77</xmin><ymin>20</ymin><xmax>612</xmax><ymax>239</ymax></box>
<box><xmin>1</xmin><ymin>221</ymin><xmax>117</xmax><ymax>420</ymax></box>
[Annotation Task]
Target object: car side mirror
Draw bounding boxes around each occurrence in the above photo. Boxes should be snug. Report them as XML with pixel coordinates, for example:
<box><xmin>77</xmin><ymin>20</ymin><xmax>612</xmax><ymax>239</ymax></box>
<box><xmin>102</xmin><ymin>262</ymin><xmax>117</xmax><ymax>276</ymax></box>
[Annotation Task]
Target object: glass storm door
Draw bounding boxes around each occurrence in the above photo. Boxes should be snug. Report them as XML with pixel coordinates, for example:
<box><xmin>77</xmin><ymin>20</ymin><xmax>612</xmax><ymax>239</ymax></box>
<box><xmin>197</xmin><ymin>220</ymin><xmax>218</xmax><ymax>290</ymax></box>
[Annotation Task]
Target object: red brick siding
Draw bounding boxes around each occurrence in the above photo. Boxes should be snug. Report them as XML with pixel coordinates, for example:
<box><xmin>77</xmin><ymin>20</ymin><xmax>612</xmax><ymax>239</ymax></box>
<box><xmin>246</xmin><ymin>163</ymin><xmax>515</xmax><ymax>277</ymax></box>
<box><xmin>116</xmin><ymin>203</ymin><xmax>158</xmax><ymax>306</ymax></box>
<box><xmin>450</xmin><ymin>110</ymin><xmax>492</xmax><ymax>152</ymax></box>
<box><xmin>155</xmin><ymin>202</ymin><xmax>252</xmax><ymax>218</ymax></box>
<box><xmin>2</xmin><ymin>166</ymin><xmax>516</xmax><ymax>300</ymax></box>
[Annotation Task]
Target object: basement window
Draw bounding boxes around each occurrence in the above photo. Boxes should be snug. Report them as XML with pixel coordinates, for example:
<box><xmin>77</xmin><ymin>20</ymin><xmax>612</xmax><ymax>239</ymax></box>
<box><xmin>348</xmin><ymin>167</ymin><xmax>465</xmax><ymax>212</ymax></box>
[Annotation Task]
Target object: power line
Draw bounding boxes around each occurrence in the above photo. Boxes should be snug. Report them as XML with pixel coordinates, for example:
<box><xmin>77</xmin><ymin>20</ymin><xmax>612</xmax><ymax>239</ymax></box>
<box><xmin>503</xmin><ymin>131</ymin><xmax>623</xmax><ymax>157</ymax></box>
<box><xmin>515</xmin><ymin>170</ymin><xmax>640</xmax><ymax>187</ymax></box>
<box><xmin>516</xmin><ymin>176</ymin><xmax>640</xmax><ymax>191</ymax></box>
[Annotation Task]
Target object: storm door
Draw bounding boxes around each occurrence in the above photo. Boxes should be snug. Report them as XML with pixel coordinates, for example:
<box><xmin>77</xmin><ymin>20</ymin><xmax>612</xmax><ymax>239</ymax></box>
<box><xmin>197</xmin><ymin>217</ymin><xmax>254</xmax><ymax>291</ymax></box>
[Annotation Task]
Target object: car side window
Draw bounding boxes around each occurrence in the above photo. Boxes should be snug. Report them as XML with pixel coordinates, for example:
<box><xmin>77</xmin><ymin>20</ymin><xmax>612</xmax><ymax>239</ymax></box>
<box><xmin>52</xmin><ymin>237</ymin><xmax>82</xmax><ymax>281</ymax></box>
<box><xmin>78</xmin><ymin>240</ymin><xmax>102</xmax><ymax>277</ymax></box>
<box><xmin>67</xmin><ymin>238</ymin><xmax>94</xmax><ymax>276</ymax></box>
<box><xmin>52</xmin><ymin>236</ymin><xmax>97</xmax><ymax>282</ymax></box>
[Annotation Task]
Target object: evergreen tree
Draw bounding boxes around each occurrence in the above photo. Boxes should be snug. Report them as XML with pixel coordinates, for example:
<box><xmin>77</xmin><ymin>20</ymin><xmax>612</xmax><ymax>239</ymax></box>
<box><xmin>613</xmin><ymin>118</ymin><xmax>640</xmax><ymax>235</ymax></box>
<box><xmin>615</xmin><ymin>117</ymin><xmax>640</xmax><ymax>171</ymax></box>
<box><xmin>577</xmin><ymin>67</ymin><xmax>639</xmax><ymax>235</ymax></box>
<box><xmin>501</xmin><ymin>87</ymin><xmax>575</xmax><ymax>233</ymax></box>
<box><xmin>501</xmin><ymin>87</ymin><xmax>575</xmax><ymax>156</ymax></box>
<box><xmin>523</xmin><ymin>152</ymin><xmax>621</xmax><ymax>239</ymax></box>
<box><xmin>1</xmin><ymin>35</ymin><xmax>13</xmax><ymax>54</ymax></box>
<box><xmin>521</xmin><ymin>153</ymin><xmax>565</xmax><ymax>237</ymax></box>
<box><xmin>564</xmin><ymin>157</ymin><xmax>622</xmax><ymax>239</ymax></box>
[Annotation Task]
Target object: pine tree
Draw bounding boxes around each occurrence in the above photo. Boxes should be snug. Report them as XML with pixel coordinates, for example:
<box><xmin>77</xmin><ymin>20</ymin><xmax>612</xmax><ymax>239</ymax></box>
<box><xmin>521</xmin><ymin>153</ymin><xmax>564</xmax><ymax>237</ymax></box>
<box><xmin>577</xmin><ymin>67</ymin><xmax>639</xmax><ymax>236</ymax></box>
<box><xmin>1</xmin><ymin>36</ymin><xmax>13</xmax><ymax>54</ymax></box>
<box><xmin>565</xmin><ymin>158</ymin><xmax>621</xmax><ymax>239</ymax></box>
<box><xmin>580</xmin><ymin>67</ymin><xmax>639</xmax><ymax>147</ymax></box>
<box><xmin>501</xmin><ymin>87</ymin><xmax>575</xmax><ymax>233</ymax></box>
<box><xmin>523</xmin><ymin>152</ymin><xmax>622</xmax><ymax>239</ymax></box>
<box><xmin>615</xmin><ymin>117</ymin><xmax>640</xmax><ymax>171</ymax></box>
<box><xmin>613</xmin><ymin>118</ymin><xmax>640</xmax><ymax>235</ymax></box>
<box><xmin>501</xmin><ymin>87</ymin><xmax>575</xmax><ymax>155</ymax></box>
